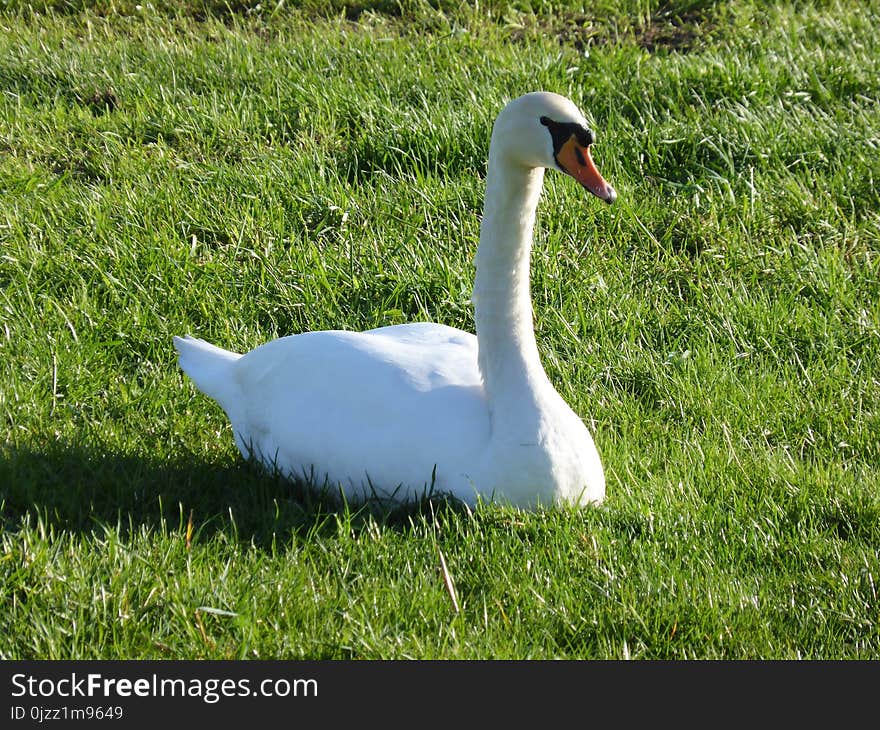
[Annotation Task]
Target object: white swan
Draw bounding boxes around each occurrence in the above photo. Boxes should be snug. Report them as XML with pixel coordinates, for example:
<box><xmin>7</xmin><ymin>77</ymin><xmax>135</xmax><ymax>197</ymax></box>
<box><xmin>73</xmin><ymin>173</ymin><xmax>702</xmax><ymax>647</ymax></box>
<box><xmin>174</xmin><ymin>91</ymin><xmax>616</xmax><ymax>508</ymax></box>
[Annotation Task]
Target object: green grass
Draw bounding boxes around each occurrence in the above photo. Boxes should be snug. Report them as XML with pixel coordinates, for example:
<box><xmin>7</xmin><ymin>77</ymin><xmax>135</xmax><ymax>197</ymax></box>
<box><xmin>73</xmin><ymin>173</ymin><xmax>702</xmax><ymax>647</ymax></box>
<box><xmin>1</xmin><ymin>0</ymin><xmax>879</xmax><ymax>658</ymax></box>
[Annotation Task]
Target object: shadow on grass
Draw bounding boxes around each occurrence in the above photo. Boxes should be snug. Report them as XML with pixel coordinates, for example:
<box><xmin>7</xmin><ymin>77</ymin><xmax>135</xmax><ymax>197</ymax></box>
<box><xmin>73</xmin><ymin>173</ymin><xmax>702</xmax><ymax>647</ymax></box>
<box><xmin>0</xmin><ymin>440</ymin><xmax>471</xmax><ymax>548</ymax></box>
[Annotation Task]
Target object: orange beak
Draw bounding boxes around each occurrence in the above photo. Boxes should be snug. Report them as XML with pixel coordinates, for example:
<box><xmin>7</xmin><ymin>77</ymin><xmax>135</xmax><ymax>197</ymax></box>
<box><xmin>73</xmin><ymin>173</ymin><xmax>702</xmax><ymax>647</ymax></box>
<box><xmin>556</xmin><ymin>136</ymin><xmax>617</xmax><ymax>204</ymax></box>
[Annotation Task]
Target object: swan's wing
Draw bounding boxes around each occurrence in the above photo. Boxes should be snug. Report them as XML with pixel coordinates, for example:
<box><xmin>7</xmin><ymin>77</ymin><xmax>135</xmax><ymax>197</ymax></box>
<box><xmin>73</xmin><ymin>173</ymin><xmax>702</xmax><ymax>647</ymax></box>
<box><xmin>227</xmin><ymin>325</ymin><xmax>489</xmax><ymax>496</ymax></box>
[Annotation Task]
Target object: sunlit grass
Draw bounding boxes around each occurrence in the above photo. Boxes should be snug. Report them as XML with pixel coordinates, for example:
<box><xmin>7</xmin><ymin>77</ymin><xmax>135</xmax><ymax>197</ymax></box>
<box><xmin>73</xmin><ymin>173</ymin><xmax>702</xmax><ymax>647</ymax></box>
<box><xmin>1</xmin><ymin>0</ymin><xmax>878</xmax><ymax>658</ymax></box>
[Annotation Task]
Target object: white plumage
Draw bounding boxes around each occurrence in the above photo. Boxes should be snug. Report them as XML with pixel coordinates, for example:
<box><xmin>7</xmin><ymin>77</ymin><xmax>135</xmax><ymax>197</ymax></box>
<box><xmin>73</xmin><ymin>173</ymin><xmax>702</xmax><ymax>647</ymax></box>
<box><xmin>175</xmin><ymin>91</ymin><xmax>616</xmax><ymax>508</ymax></box>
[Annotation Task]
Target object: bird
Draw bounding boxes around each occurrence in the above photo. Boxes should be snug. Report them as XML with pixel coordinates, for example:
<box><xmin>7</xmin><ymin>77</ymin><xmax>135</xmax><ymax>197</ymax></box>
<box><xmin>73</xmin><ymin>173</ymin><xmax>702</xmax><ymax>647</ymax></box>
<box><xmin>174</xmin><ymin>91</ymin><xmax>616</xmax><ymax>509</ymax></box>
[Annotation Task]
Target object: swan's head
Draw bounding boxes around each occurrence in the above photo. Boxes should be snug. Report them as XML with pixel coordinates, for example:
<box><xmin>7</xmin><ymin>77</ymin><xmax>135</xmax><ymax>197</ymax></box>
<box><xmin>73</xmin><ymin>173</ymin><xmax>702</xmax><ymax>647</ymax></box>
<box><xmin>492</xmin><ymin>91</ymin><xmax>617</xmax><ymax>204</ymax></box>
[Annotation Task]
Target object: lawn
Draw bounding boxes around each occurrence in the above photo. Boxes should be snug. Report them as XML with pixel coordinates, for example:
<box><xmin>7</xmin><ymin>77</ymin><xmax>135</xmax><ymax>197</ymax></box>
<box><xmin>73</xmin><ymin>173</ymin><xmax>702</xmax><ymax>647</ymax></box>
<box><xmin>1</xmin><ymin>0</ymin><xmax>878</xmax><ymax>659</ymax></box>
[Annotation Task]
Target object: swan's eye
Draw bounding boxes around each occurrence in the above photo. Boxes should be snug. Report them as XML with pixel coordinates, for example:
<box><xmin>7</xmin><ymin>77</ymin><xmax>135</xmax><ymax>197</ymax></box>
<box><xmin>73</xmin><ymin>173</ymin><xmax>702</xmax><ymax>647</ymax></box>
<box><xmin>541</xmin><ymin>116</ymin><xmax>595</xmax><ymax>156</ymax></box>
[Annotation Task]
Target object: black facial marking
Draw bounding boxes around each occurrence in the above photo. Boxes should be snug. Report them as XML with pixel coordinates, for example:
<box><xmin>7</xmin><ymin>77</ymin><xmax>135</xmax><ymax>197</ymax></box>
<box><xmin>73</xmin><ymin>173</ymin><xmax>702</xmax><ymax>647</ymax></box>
<box><xmin>540</xmin><ymin>116</ymin><xmax>595</xmax><ymax>166</ymax></box>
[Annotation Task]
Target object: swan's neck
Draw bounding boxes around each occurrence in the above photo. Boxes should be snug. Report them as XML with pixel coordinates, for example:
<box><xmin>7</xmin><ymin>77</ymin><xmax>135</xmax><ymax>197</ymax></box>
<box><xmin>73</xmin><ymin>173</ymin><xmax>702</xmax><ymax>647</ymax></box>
<box><xmin>473</xmin><ymin>153</ymin><xmax>553</xmax><ymax>417</ymax></box>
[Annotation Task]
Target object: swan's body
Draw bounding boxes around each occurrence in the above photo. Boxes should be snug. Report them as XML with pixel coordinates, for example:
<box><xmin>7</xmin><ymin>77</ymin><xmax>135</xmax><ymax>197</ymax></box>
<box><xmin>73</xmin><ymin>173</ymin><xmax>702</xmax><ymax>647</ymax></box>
<box><xmin>175</xmin><ymin>92</ymin><xmax>616</xmax><ymax>508</ymax></box>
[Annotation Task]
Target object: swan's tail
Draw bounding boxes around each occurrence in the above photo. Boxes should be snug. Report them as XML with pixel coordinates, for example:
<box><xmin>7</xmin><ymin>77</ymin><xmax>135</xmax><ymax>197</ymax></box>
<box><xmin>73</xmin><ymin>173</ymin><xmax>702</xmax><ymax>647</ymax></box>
<box><xmin>173</xmin><ymin>335</ymin><xmax>242</xmax><ymax>409</ymax></box>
